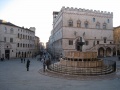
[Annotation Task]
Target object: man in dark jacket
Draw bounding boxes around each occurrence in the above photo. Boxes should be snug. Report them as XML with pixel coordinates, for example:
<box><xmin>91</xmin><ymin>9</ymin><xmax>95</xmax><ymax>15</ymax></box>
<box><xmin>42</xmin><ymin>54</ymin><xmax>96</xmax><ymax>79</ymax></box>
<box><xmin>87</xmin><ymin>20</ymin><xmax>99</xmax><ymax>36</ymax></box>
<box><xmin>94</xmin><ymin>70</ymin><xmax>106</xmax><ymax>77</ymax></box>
<box><xmin>43</xmin><ymin>60</ymin><xmax>46</xmax><ymax>72</ymax></box>
<box><xmin>26</xmin><ymin>59</ymin><xmax>30</xmax><ymax>71</ymax></box>
<box><xmin>46</xmin><ymin>59</ymin><xmax>51</xmax><ymax>69</ymax></box>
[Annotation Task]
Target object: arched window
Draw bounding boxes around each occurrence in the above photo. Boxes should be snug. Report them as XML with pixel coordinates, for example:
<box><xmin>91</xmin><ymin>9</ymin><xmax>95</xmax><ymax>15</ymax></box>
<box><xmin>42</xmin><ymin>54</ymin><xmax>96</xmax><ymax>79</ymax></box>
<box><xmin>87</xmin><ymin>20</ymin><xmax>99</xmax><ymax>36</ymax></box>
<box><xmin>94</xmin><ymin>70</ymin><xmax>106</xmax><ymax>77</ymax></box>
<box><xmin>93</xmin><ymin>18</ymin><xmax>95</xmax><ymax>22</ymax></box>
<box><xmin>103</xmin><ymin>23</ymin><xmax>107</xmax><ymax>29</ymax></box>
<box><xmin>68</xmin><ymin>19</ymin><xmax>73</xmax><ymax>27</ymax></box>
<box><xmin>4</xmin><ymin>27</ymin><xmax>7</xmax><ymax>33</ymax></box>
<box><xmin>18</xmin><ymin>43</ymin><xmax>19</xmax><ymax>47</ymax></box>
<box><xmin>96</xmin><ymin>22</ymin><xmax>100</xmax><ymax>29</ymax></box>
<box><xmin>77</xmin><ymin>20</ymin><xmax>81</xmax><ymax>27</ymax></box>
<box><xmin>84</xmin><ymin>21</ymin><xmax>88</xmax><ymax>28</ymax></box>
<box><xmin>21</xmin><ymin>34</ymin><xmax>22</xmax><ymax>38</ymax></box>
<box><xmin>18</xmin><ymin>33</ymin><xmax>19</xmax><ymax>38</ymax></box>
<box><xmin>10</xmin><ymin>28</ymin><xmax>14</xmax><ymax>33</ymax></box>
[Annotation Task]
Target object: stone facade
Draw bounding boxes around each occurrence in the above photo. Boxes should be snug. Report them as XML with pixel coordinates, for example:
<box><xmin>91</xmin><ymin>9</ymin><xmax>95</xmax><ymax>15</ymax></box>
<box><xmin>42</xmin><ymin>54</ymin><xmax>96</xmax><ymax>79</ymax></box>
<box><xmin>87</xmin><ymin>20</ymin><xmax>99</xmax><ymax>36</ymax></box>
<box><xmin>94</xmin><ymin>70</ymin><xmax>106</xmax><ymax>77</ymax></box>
<box><xmin>34</xmin><ymin>36</ymin><xmax>40</xmax><ymax>56</ymax></box>
<box><xmin>48</xmin><ymin>7</ymin><xmax>115</xmax><ymax>57</ymax></box>
<box><xmin>113</xmin><ymin>26</ymin><xmax>120</xmax><ymax>55</ymax></box>
<box><xmin>0</xmin><ymin>20</ymin><xmax>36</xmax><ymax>59</ymax></box>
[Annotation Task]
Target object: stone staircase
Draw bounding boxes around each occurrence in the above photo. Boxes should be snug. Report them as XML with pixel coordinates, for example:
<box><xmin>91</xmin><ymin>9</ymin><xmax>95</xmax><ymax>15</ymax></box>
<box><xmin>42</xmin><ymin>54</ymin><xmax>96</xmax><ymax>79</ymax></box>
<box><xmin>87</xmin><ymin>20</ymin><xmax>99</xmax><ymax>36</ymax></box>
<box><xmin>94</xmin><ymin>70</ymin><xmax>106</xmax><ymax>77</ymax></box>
<box><xmin>48</xmin><ymin>63</ymin><xmax>115</xmax><ymax>75</ymax></box>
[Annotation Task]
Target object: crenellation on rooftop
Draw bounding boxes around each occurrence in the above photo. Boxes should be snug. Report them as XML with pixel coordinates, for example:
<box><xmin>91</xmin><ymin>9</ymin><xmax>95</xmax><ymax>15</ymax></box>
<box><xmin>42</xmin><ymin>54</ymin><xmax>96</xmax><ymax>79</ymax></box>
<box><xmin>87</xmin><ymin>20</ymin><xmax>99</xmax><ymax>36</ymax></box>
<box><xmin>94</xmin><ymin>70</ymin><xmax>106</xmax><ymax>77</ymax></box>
<box><xmin>61</xmin><ymin>6</ymin><xmax>113</xmax><ymax>16</ymax></box>
<box><xmin>75</xmin><ymin>8</ymin><xmax>78</xmax><ymax>11</ymax></box>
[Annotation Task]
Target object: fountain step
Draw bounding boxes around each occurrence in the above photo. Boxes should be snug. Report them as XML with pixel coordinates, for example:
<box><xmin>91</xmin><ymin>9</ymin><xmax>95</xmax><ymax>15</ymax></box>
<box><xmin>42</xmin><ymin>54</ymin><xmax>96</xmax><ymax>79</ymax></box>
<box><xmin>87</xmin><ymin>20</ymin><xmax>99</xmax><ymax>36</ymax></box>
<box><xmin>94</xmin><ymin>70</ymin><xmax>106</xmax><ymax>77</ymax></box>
<box><xmin>49</xmin><ymin>64</ymin><xmax>115</xmax><ymax>75</ymax></box>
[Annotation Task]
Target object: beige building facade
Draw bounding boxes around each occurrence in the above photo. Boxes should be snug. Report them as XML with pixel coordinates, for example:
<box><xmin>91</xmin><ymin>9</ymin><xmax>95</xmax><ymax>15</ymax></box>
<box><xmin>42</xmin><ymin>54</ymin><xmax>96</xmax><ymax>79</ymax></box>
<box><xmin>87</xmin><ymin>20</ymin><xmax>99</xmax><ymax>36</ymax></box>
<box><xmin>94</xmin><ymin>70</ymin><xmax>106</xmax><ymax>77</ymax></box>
<box><xmin>113</xmin><ymin>26</ymin><xmax>120</xmax><ymax>55</ymax></box>
<box><xmin>34</xmin><ymin>36</ymin><xmax>40</xmax><ymax>56</ymax></box>
<box><xmin>0</xmin><ymin>20</ymin><xmax>35</xmax><ymax>59</ymax></box>
<box><xmin>48</xmin><ymin>7</ymin><xmax>115</xmax><ymax>58</ymax></box>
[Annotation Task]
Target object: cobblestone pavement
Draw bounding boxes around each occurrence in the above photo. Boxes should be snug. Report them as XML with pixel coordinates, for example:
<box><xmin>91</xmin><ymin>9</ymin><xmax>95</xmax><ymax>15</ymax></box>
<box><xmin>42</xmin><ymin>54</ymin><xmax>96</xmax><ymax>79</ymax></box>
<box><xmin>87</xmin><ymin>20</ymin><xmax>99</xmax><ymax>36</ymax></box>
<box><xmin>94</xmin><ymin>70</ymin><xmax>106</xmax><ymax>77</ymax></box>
<box><xmin>0</xmin><ymin>56</ymin><xmax>120</xmax><ymax>90</ymax></box>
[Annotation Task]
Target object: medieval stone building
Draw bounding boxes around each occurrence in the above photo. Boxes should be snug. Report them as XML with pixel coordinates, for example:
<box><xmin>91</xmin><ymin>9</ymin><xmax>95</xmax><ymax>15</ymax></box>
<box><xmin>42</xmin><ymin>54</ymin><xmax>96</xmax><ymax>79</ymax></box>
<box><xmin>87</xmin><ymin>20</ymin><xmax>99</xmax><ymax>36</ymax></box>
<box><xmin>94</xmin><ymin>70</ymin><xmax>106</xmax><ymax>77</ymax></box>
<box><xmin>48</xmin><ymin>7</ymin><xmax>115</xmax><ymax>57</ymax></box>
<box><xmin>0</xmin><ymin>20</ymin><xmax>36</xmax><ymax>59</ymax></box>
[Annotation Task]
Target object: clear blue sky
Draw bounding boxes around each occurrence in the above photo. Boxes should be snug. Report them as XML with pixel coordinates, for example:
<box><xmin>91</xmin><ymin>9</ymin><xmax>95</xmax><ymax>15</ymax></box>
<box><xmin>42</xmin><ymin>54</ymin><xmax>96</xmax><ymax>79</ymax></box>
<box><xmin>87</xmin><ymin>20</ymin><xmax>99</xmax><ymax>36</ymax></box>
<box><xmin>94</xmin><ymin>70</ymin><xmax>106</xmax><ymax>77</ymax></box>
<box><xmin>0</xmin><ymin>0</ymin><xmax>12</xmax><ymax>11</ymax></box>
<box><xmin>0</xmin><ymin>0</ymin><xmax>120</xmax><ymax>44</ymax></box>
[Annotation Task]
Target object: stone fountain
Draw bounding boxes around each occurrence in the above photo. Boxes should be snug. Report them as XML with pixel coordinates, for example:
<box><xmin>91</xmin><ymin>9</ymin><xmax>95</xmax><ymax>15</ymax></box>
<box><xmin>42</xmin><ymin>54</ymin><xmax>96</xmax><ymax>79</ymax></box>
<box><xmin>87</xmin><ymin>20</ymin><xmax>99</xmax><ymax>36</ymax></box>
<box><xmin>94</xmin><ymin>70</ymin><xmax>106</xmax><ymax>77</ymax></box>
<box><xmin>48</xmin><ymin>51</ymin><xmax>116</xmax><ymax>75</ymax></box>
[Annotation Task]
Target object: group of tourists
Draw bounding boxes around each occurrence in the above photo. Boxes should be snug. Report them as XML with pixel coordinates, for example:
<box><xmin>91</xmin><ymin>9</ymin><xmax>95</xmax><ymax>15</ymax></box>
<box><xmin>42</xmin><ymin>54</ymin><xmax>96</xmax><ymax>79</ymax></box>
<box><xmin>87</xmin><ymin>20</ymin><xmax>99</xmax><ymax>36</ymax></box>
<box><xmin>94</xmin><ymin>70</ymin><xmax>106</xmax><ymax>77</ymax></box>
<box><xmin>20</xmin><ymin>58</ymin><xmax>26</xmax><ymax>63</ymax></box>
<box><xmin>23</xmin><ymin>50</ymin><xmax>51</xmax><ymax>72</ymax></box>
<box><xmin>43</xmin><ymin>58</ymin><xmax>51</xmax><ymax>72</ymax></box>
<box><xmin>38</xmin><ymin>51</ymin><xmax>51</xmax><ymax>72</ymax></box>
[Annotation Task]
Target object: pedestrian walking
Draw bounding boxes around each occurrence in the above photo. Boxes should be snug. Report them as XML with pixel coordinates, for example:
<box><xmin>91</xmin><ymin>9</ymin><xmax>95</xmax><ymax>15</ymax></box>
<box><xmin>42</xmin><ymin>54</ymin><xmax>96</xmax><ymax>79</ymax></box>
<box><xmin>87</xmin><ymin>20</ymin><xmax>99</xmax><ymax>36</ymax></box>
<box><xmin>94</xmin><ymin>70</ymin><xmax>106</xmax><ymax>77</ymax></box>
<box><xmin>26</xmin><ymin>59</ymin><xmax>30</xmax><ymax>71</ymax></box>
<box><xmin>46</xmin><ymin>59</ymin><xmax>51</xmax><ymax>69</ymax></box>
<box><xmin>24</xmin><ymin>58</ymin><xmax>25</xmax><ymax>63</ymax></box>
<box><xmin>43</xmin><ymin>60</ymin><xmax>46</xmax><ymax>72</ymax></box>
<box><xmin>21</xmin><ymin>58</ymin><xmax>23</xmax><ymax>63</ymax></box>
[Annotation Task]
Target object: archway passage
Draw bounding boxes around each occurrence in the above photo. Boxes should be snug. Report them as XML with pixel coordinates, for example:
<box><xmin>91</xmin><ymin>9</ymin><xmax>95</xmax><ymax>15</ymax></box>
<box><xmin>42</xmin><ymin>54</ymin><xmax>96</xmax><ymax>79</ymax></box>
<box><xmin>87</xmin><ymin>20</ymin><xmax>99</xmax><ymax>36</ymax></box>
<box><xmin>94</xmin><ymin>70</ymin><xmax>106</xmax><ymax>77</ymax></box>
<box><xmin>5</xmin><ymin>50</ymin><xmax>10</xmax><ymax>60</ymax></box>
<box><xmin>106</xmin><ymin>47</ymin><xmax>112</xmax><ymax>57</ymax></box>
<box><xmin>75</xmin><ymin>37</ymin><xmax>84</xmax><ymax>52</ymax></box>
<box><xmin>98</xmin><ymin>47</ymin><xmax>104</xmax><ymax>57</ymax></box>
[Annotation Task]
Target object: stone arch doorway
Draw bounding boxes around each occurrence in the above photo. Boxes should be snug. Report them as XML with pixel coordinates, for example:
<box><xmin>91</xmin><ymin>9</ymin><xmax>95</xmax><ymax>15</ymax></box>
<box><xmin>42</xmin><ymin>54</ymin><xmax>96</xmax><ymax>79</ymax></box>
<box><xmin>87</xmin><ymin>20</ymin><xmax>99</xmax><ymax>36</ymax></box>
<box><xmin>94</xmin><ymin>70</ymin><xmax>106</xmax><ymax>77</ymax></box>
<box><xmin>75</xmin><ymin>37</ymin><xmax>84</xmax><ymax>52</ymax></box>
<box><xmin>4</xmin><ymin>43</ymin><xmax>12</xmax><ymax>59</ymax></box>
<box><xmin>5</xmin><ymin>49</ymin><xmax>10</xmax><ymax>60</ymax></box>
<box><xmin>106</xmin><ymin>47</ymin><xmax>112</xmax><ymax>56</ymax></box>
<box><xmin>98</xmin><ymin>47</ymin><xmax>104</xmax><ymax>57</ymax></box>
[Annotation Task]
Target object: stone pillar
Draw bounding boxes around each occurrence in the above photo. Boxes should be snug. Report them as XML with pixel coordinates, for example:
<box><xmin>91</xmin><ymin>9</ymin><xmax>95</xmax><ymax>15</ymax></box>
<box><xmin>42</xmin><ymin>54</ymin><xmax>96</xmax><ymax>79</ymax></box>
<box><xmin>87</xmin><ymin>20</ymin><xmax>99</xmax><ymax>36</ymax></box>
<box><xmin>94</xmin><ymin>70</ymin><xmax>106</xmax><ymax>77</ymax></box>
<box><xmin>104</xmin><ymin>49</ymin><xmax>106</xmax><ymax>57</ymax></box>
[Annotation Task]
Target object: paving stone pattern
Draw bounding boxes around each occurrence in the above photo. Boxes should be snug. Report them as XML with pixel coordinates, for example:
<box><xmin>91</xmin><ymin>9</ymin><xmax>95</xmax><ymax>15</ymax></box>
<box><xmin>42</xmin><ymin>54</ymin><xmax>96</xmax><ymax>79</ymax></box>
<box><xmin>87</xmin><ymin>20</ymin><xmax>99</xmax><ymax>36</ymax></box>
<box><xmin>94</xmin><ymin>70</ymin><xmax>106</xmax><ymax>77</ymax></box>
<box><xmin>0</xmin><ymin>56</ymin><xmax>120</xmax><ymax>90</ymax></box>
